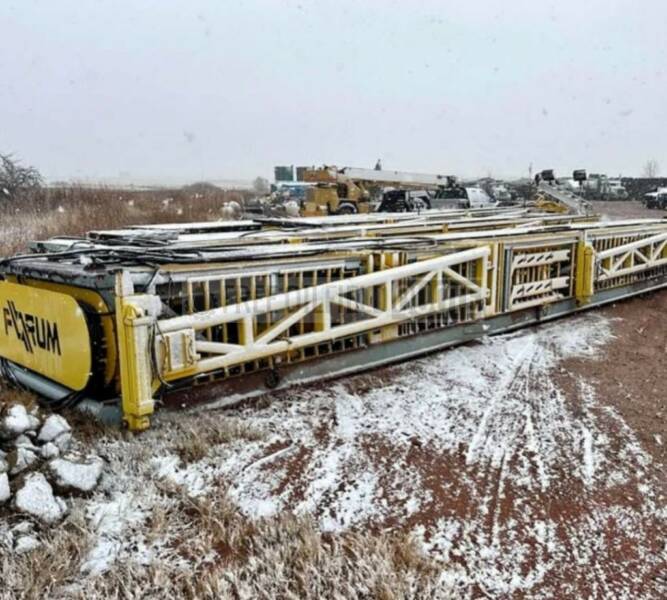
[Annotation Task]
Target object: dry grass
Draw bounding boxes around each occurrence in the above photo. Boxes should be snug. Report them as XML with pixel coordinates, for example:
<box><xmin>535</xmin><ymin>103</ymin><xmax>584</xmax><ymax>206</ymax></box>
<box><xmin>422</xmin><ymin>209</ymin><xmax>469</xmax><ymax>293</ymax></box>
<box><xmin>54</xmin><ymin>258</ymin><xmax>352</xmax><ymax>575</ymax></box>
<box><xmin>174</xmin><ymin>419</ymin><xmax>264</xmax><ymax>464</ymax></box>
<box><xmin>1</xmin><ymin>508</ymin><xmax>91</xmax><ymax>600</ymax></box>
<box><xmin>52</xmin><ymin>487</ymin><xmax>451</xmax><ymax>600</ymax></box>
<box><xmin>0</xmin><ymin>184</ymin><xmax>253</xmax><ymax>257</ymax></box>
<box><xmin>0</xmin><ymin>384</ymin><xmax>39</xmax><ymax>413</ymax></box>
<box><xmin>1</xmin><ymin>484</ymin><xmax>452</xmax><ymax>599</ymax></box>
<box><xmin>59</xmin><ymin>406</ymin><xmax>125</xmax><ymax>445</ymax></box>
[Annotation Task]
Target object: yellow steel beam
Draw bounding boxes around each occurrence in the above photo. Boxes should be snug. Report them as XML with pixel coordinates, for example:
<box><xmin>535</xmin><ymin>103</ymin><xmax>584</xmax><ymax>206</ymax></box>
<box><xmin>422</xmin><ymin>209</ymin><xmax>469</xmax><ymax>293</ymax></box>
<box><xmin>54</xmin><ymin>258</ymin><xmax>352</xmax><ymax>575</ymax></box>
<box><xmin>114</xmin><ymin>275</ymin><xmax>159</xmax><ymax>431</ymax></box>
<box><xmin>575</xmin><ymin>240</ymin><xmax>596</xmax><ymax>304</ymax></box>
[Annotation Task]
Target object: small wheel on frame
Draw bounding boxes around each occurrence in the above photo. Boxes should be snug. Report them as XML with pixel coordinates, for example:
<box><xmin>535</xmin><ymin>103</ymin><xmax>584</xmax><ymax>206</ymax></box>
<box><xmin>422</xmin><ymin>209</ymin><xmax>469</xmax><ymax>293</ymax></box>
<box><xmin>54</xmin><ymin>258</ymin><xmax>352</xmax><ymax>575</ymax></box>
<box><xmin>265</xmin><ymin>368</ymin><xmax>281</xmax><ymax>389</ymax></box>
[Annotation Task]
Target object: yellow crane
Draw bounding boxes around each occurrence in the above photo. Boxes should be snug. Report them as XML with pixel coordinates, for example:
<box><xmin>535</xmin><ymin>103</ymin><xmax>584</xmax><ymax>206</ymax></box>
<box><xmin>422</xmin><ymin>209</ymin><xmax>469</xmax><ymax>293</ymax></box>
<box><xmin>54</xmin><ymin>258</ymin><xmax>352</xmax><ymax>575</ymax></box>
<box><xmin>300</xmin><ymin>165</ymin><xmax>456</xmax><ymax>216</ymax></box>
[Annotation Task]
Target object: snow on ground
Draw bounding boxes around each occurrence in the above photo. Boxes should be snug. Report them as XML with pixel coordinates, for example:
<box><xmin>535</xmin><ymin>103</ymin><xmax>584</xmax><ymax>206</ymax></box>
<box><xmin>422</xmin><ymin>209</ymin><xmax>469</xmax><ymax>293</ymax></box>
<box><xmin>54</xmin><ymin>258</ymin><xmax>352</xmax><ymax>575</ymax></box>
<box><xmin>75</xmin><ymin>313</ymin><xmax>665</xmax><ymax>597</ymax></box>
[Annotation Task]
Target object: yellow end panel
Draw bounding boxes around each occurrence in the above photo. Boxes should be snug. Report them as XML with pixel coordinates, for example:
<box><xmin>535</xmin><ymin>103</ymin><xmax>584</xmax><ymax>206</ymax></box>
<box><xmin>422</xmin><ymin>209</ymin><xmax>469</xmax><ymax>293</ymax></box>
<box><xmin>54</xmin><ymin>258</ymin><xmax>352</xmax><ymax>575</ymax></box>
<box><xmin>10</xmin><ymin>277</ymin><xmax>117</xmax><ymax>388</ymax></box>
<box><xmin>0</xmin><ymin>281</ymin><xmax>92</xmax><ymax>391</ymax></box>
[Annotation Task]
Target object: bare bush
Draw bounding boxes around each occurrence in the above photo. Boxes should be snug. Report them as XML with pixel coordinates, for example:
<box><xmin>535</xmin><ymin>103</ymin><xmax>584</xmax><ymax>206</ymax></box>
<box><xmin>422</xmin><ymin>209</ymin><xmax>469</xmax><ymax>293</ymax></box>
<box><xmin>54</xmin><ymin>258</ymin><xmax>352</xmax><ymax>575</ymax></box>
<box><xmin>0</xmin><ymin>153</ymin><xmax>43</xmax><ymax>200</ymax></box>
<box><xmin>180</xmin><ymin>181</ymin><xmax>222</xmax><ymax>195</ymax></box>
<box><xmin>643</xmin><ymin>159</ymin><xmax>660</xmax><ymax>178</ymax></box>
<box><xmin>253</xmin><ymin>176</ymin><xmax>270</xmax><ymax>194</ymax></box>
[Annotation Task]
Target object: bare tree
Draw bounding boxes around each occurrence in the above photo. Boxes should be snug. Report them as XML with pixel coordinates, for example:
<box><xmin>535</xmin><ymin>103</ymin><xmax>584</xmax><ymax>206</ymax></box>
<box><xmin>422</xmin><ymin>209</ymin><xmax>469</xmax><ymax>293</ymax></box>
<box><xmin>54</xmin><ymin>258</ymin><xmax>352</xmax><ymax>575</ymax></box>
<box><xmin>643</xmin><ymin>159</ymin><xmax>659</xmax><ymax>178</ymax></box>
<box><xmin>0</xmin><ymin>153</ymin><xmax>43</xmax><ymax>199</ymax></box>
<box><xmin>253</xmin><ymin>176</ymin><xmax>269</xmax><ymax>194</ymax></box>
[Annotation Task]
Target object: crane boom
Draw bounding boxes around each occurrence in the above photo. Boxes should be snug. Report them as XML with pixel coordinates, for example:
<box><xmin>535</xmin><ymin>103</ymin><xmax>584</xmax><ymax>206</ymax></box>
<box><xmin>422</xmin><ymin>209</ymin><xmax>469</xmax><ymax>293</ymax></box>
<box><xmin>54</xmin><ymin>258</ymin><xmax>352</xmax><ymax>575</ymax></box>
<box><xmin>537</xmin><ymin>181</ymin><xmax>590</xmax><ymax>215</ymax></box>
<box><xmin>339</xmin><ymin>167</ymin><xmax>453</xmax><ymax>187</ymax></box>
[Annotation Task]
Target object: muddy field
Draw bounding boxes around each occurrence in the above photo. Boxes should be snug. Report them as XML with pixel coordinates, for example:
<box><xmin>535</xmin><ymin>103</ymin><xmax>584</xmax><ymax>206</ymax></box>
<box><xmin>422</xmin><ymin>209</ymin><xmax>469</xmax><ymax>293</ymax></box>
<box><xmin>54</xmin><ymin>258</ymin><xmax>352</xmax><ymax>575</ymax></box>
<box><xmin>1</xmin><ymin>200</ymin><xmax>665</xmax><ymax>598</ymax></box>
<box><xmin>184</xmin><ymin>299</ymin><xmax>666</xmax><ymax>598</ymax></box>
<box><xmin>590</xmin><ymin>199</ymin><xmax>666</xmax><ymax>220</ymax></box>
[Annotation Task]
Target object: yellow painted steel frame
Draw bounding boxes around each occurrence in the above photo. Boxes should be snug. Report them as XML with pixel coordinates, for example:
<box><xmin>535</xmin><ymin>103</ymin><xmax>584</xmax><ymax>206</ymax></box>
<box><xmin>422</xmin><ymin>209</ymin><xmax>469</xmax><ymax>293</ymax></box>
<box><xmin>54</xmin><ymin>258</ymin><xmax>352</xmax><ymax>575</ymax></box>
<box><xmin>156</xmin><ymin>247</ymin><xmax>491</xmax><ymax>378</ymax></box>
<box><xmin>115</xmin><ymin>274</ymin><xmax>160</xmax><ymax>431</ymax></box>
<box><xmin>575</xmin><ymin>240</ymin><xmax>596</xmax><ymax>304</ymax></box>
<box><xmin>595</xmin><ymin>232</ymin><xmax>667</xmax><ymax>283</ymax></box>
<box><xmin>101</xmin><ymin>222</ymin><xmax>667</xmax><ymax>430</ymax></box>
<box><xmin>534</xmin><ymin>198</ymin><xmax>569</xmax><ymax>214</ymax></box>
<box><xmin>110</xmin><ymin>239</ymin><xmax>602</xmax><ymax>429</ymax></box>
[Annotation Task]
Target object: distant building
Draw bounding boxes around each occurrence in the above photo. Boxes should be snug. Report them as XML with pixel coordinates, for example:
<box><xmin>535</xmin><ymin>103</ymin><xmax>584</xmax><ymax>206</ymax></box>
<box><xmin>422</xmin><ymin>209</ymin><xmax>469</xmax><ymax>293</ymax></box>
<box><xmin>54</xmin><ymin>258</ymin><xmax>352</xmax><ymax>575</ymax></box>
<box><xmin>274</xmin><ymin>165</ymin><xmax>294</xmax><ymax>182</ymax></box>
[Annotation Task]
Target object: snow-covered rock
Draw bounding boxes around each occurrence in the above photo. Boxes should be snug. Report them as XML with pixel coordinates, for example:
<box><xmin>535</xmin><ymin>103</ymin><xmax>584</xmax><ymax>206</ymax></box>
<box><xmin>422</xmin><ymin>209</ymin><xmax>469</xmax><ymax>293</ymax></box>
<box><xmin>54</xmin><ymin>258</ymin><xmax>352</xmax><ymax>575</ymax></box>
<box><xmin>14</xmin><ymin>434</ymin><xmax>38</xmax><ymax>450</ymax></box>
<box><xmin>48</xmin><ymin>457</ymin><xmax>103</xmax><ymax>493</ymax></box>
<box><xmin>9</xmin><ymin>447</ymin><xmax>39</xmax><ymax>475</ymax></box>
<box><xmin>14</xmin><ymin>535</ymin><xmax>40</xmax><ymax>554</ymax></box>
<box><xmin>38</xmin><ymin>415</ymin><xmax>71</xmax><ymax>443</ymax></box>
<box><xmin>15</xmin><ymin>472</ymin><xmax>67</xmax><ymax>524</ymax></box>
<box><xmin>0</xmin><ymin>473</ymin><xmax>9</xmax><ymax>502</ymax></box>
<box><xmin>1</xmin><ymin>405</ymin><xmax>39</xmax><ymax>438</ymax></box>
<box><xmin>12</xmin><ymin>521</ymin><xmax>33</xmax><ymax>535</ymax></box>
<box><xmin>40</xmin><ymin>442</ymin><xmax>60</xmax><ymax>459</ymax></box>
<box><xmin>54</xmin><ymin>432</ymin><xmax>72</xmax><ymax>453</ymax></box>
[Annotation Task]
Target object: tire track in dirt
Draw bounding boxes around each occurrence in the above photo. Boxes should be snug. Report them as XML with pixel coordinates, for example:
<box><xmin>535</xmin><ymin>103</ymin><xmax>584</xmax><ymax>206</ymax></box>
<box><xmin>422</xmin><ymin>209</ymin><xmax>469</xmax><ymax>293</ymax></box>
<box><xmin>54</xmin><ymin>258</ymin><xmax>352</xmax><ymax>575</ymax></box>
<box><xmin>88</xmin><ymin>311</ymin><xmax>665</xmax><ymax>598</ymax></box>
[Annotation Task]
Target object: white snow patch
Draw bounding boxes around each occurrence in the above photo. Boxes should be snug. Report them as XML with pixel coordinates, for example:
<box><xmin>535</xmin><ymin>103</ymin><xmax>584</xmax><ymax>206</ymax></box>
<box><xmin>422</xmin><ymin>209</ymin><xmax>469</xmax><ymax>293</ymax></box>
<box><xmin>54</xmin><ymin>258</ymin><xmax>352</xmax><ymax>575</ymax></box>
<box><xmin>320</xmin><ymin>469</ymin><xmax>378</xmax><ymax>532</ymax></box>
<box><xmin>150</xmin><ymin>454</ymin><xmax>213</xmax><ymax>497</ymax></box>
<box><xmin>81</xmin><ymin>537</ymin><xmax>122</xmax><ymax>576</ymax></box>
<box><xmin>421</xmin><ymin>518</ymin><xmax>461</xmax><ymax>561</ymax></box>
<box><xmin>581</xmin><ymin>425</ymin><xmax>595</xmax><ymax>485</ymax></box>
<box><xmin>81</xmin><ymin>492</ymin><xmax>148</xmax><ymax>575</ymax></box>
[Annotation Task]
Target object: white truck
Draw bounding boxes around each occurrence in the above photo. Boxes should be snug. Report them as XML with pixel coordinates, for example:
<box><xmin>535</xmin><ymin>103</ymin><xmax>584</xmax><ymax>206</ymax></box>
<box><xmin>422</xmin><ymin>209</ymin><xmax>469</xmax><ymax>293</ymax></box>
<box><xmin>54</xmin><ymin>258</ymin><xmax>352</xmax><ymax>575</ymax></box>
<box><xmin>644</xmin><ymin>187</ymin><xmax>667</xmax><ymax>209</ymax></box>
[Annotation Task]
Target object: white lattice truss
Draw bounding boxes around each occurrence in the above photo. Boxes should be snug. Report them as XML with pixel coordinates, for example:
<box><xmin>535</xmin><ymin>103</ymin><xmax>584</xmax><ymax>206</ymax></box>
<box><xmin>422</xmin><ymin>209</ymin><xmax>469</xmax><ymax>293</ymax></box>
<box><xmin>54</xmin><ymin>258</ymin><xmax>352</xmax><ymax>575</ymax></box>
<box><xmin>596</xmin><ymin>232</ymin><xmax>667</xmax><ymax>282</ymax></box>
<box><xmin>158</xmin><ymin>246</ymin><xmax>490</xmax><ymax>374</ymax></box>
<box><xmin>508</xmin><ymin>248</ymin><xmax>571</xmax><ymax>310</ymax></box>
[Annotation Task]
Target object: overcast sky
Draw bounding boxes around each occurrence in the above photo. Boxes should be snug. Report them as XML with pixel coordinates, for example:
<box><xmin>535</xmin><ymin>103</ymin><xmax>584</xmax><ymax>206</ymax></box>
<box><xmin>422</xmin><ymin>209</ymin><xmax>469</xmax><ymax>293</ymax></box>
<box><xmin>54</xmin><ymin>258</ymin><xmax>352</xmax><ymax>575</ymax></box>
<box><xmin>1</xmin><ymin>0</ymin><xmax>666</xmax><ymax>183</ymax></box>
